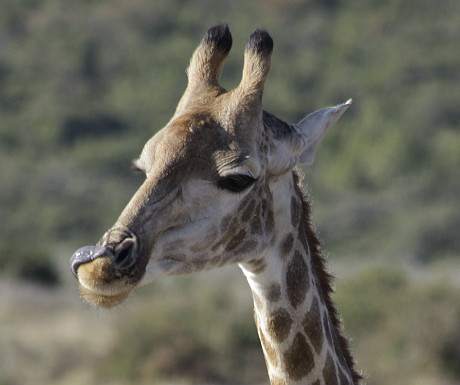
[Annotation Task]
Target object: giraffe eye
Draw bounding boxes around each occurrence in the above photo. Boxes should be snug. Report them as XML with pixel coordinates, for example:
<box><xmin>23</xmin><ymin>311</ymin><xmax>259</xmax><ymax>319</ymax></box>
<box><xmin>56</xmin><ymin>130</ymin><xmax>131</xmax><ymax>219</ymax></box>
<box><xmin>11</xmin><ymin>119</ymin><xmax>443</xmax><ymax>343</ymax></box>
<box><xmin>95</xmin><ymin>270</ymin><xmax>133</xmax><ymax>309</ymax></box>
<box><xmin>217</xmin><ymin>174</ymin><xmax>257</xmax><ymax>193</ymax></box>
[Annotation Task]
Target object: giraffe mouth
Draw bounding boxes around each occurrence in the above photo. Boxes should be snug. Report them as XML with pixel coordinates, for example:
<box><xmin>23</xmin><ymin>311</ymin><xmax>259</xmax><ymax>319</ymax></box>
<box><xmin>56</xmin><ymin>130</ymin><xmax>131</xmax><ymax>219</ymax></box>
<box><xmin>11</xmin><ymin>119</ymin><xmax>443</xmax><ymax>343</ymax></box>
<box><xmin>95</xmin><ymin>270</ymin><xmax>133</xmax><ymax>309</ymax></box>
<box><xmin>70</xmin><ymin>246</ymin><xmax>109</xmax><ymax>278</ymax></box>
<box><xmin>70</xmin><ymin>245</ymin><xmax>139</xmax><ymax>308</ymax></box>
<box><xmin>70</xmin><ymin>243</ymin><xmax>137</xmax><ymax>278</ymax></box>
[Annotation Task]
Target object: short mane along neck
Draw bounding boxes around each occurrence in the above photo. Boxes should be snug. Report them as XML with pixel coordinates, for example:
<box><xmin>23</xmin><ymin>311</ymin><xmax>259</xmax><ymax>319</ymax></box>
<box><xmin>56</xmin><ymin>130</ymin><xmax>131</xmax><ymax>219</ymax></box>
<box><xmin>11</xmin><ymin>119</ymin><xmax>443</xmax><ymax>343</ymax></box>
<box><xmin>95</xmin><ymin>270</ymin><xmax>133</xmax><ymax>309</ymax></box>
<box><xmin>240</xmin><ymin>172</ymin><xmax>360</xmax><ymax>385</ymax></box>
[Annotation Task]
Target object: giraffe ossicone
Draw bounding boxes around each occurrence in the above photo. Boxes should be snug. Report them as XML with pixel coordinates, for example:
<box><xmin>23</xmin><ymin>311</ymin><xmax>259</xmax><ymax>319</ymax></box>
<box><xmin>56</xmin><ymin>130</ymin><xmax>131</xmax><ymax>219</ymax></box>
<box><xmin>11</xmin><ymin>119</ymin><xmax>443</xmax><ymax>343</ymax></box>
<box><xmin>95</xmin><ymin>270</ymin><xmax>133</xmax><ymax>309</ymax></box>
<box><xmin>71</xmin><ymin>24</ymin><xmax>361</xmax><ymax>385</ymax></box>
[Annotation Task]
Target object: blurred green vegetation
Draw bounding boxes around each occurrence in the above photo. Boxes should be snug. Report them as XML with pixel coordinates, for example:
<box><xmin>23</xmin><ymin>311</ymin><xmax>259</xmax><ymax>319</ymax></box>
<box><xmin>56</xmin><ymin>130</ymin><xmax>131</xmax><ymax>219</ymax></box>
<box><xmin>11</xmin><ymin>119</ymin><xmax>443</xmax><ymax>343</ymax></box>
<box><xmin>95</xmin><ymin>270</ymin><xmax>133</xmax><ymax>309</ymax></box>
<box><xmin>335</xmin><ymin>268</ymin><xmax>460</xmax><ymax>384</ymax></box>
<box><xmin>1</xmin><ymin>0</ymin><xmax>459</xmax><ymax>277</ymax></box>
<box><xmin>0</xmin><ymin>0</ymin><xmax>458</xmax><ymax>384</ymax></box>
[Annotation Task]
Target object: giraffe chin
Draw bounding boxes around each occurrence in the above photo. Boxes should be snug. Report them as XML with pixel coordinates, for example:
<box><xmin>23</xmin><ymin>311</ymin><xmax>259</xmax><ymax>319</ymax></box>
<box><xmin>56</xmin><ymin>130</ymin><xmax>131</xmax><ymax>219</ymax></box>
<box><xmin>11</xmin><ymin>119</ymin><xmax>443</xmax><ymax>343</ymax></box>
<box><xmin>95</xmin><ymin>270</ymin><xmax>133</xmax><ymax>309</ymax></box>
<box><xmin>76</xmin><ymin>257</ymin><xmax>134</xmax><ymax>308</ymax></box>
<box><xmin>79</xmin><ymin>285</ymin><xmax>131</xmax><ymax>308</ymax></box>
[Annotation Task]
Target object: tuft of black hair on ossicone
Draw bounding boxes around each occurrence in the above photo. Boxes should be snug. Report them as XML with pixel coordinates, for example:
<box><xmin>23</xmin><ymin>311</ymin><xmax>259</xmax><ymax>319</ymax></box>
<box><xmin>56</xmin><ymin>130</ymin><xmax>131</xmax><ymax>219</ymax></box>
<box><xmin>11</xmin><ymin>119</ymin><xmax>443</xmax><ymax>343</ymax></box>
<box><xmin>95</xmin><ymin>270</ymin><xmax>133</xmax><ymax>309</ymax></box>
<box><xmin>203</xmin><ymin>24</ymin><xmax>233</xmax><ymax>54</ymax></box>
<box><xmin>246</xmin><ymin>28</ymin><xmax>274</xmax><ymax>55</ymax></box>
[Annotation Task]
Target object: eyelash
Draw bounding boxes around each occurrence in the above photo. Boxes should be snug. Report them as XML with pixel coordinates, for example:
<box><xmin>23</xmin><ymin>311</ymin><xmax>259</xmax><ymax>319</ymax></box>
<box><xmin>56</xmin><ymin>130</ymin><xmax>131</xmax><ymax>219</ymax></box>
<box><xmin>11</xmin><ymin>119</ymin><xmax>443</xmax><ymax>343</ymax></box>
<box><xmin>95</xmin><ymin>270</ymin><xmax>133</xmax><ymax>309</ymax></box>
<box><xmin>132</xmin><ymin>161</ymin><xmax>256</xmax><ymax>193</ymax></box>
<box><xmin>217</xmin><ymin>174</ymin><xmax>257</xmax><ymax>193</ymax></box>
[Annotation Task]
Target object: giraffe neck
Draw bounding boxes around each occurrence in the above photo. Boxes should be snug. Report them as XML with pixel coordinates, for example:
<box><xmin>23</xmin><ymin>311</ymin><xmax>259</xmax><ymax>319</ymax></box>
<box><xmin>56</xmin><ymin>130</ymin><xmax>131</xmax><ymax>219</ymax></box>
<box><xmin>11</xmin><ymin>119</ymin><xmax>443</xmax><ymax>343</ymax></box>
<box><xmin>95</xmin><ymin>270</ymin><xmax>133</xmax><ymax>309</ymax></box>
<box><xmin>239</xmin><ymin>172</ymin><xmax>357</xmax><ymax>385</ymax></box>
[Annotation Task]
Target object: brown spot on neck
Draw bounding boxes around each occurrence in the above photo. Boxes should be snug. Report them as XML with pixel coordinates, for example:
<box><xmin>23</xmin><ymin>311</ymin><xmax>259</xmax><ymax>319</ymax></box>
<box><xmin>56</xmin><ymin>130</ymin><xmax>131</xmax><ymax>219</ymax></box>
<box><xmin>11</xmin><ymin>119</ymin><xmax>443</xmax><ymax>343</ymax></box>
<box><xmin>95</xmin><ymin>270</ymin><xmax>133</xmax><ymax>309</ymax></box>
<box><xmin>283</xmin><ymin>332</ymin><xmax>314</xmax><ymax>380</ymax></box>
<box><xmin>267</xmin><ymin>283</ymin><xmax>281</xmax><ymax>302</ymax></box>
<box><xmin>267</xmin><ymin>308</ymin><xmax>292</xmax><ymax>343</ymax></box>
<box><xmin>286</xmin><ymin>250</ymin><xmax>310</xmax><ymax>308</ymax></box>
<box><xmin>302</xmin><ymin>296</ymin><xmax>324</xmax><ymax>353</ymax></box>
<box><xmin>323</xmin><ymin>352</ymin><xmax>339</xmax><ymax>385</ymax></box>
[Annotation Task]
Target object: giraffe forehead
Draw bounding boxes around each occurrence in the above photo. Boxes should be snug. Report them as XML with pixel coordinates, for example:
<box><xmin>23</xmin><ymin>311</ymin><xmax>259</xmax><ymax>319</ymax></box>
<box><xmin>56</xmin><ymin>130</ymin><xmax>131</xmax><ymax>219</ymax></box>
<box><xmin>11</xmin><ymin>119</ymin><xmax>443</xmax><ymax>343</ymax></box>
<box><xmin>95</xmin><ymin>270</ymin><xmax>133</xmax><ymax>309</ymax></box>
<box><xmin>141</xmin><ymin>113</ymin><xmax>261</xmax><ymax>177</ymax></box>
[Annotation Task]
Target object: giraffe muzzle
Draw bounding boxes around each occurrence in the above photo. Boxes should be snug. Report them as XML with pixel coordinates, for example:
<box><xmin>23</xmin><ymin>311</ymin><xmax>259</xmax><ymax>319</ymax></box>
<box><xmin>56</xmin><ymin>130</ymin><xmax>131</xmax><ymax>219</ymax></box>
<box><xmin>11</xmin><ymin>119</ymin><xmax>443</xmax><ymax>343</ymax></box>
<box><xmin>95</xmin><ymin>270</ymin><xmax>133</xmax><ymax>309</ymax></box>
<box><xmin>70</xmin><ymin>238</ymin><xmax>137</xmax><ymax>279</ymax></box>
<box><xmin>70</xmin><ymin>245</ymin><xmax>111</xmax><ymax>278</ymax></box>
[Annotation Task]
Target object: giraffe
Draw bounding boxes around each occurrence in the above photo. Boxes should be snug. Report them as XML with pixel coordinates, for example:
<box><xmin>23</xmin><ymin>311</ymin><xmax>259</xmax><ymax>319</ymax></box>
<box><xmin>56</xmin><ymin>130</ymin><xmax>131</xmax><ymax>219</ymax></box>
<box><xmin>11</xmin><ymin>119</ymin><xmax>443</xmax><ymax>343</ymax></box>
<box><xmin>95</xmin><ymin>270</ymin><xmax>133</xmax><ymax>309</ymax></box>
<box><xmin>70</xmin><ymin>24</ymin><xmax>362</xmax><ymax>385</ymax></box>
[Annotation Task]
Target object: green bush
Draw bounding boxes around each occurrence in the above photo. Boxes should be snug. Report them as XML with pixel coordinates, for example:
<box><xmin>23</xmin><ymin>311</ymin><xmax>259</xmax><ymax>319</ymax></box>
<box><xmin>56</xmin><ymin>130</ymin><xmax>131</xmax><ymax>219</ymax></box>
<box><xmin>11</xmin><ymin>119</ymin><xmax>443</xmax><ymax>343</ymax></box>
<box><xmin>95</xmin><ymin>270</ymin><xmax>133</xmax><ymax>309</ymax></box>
<box><xmin>0</xmin><ymin>242</ymin><xmax>60</xmax><ymax>286</ymax></box>
<box><xmin>335</xmin><ymin>267</ymin><xmax>460</xmax><ymax>384</ymax></box>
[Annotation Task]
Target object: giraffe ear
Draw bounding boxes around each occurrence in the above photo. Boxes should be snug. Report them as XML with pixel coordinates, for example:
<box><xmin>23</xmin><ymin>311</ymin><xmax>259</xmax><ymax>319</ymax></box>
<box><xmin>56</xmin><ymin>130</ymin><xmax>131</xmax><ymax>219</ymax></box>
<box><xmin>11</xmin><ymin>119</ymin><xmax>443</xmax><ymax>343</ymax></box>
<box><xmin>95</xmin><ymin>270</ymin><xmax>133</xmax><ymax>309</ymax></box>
<box><xmin>265</xmin><ymin>100</ymin><xmax>352</xmax><ymax>176</ymax></box>
<box><xmin>292</xmin><ymin>99</ymin><xmax>352</xmax><ymax>165</ymax></box>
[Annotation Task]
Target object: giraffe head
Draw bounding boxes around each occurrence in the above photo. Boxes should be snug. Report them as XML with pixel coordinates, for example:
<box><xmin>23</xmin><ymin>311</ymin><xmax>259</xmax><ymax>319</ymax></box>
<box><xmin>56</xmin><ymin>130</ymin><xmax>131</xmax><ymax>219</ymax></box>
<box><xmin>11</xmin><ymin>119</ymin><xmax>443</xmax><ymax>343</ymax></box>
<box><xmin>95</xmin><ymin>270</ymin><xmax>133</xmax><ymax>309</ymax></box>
<box><xmin>70</xmin><ymin>24</ymin><xmax>351</xmax><ymax>308</ymax></box>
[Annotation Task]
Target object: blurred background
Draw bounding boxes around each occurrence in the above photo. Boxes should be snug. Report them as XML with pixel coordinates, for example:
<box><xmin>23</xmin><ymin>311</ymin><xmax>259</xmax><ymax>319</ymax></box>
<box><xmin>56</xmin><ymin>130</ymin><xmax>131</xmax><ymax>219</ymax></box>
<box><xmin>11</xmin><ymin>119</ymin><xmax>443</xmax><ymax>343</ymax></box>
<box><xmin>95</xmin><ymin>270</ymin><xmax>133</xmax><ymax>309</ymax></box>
<box><xmin>0</xmin><ymin>0</ymin><xmax>459</xmax><ymax>384</ymax></box>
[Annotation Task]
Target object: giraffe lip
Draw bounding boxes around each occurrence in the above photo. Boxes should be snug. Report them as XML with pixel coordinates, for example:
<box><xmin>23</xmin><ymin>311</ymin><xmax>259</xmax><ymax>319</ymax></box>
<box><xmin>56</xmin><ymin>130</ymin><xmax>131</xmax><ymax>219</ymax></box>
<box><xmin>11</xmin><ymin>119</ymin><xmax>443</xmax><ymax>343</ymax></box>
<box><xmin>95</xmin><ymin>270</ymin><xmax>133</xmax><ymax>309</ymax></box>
<box><xmin>70</xmin><ymin>245</ymin><xmax>113</xmax><ymax>278</ymax></box>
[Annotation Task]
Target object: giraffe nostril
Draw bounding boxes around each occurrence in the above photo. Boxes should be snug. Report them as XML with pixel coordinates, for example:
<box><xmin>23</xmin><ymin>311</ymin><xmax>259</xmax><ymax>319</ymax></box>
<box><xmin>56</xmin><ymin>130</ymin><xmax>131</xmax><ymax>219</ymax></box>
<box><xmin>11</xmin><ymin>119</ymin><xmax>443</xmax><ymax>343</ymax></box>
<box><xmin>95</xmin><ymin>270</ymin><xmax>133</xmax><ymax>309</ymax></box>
<box><xmin>114</xmin><ymin>241</ymin><xmax>135</xmax><ymax>268</ymax></box>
